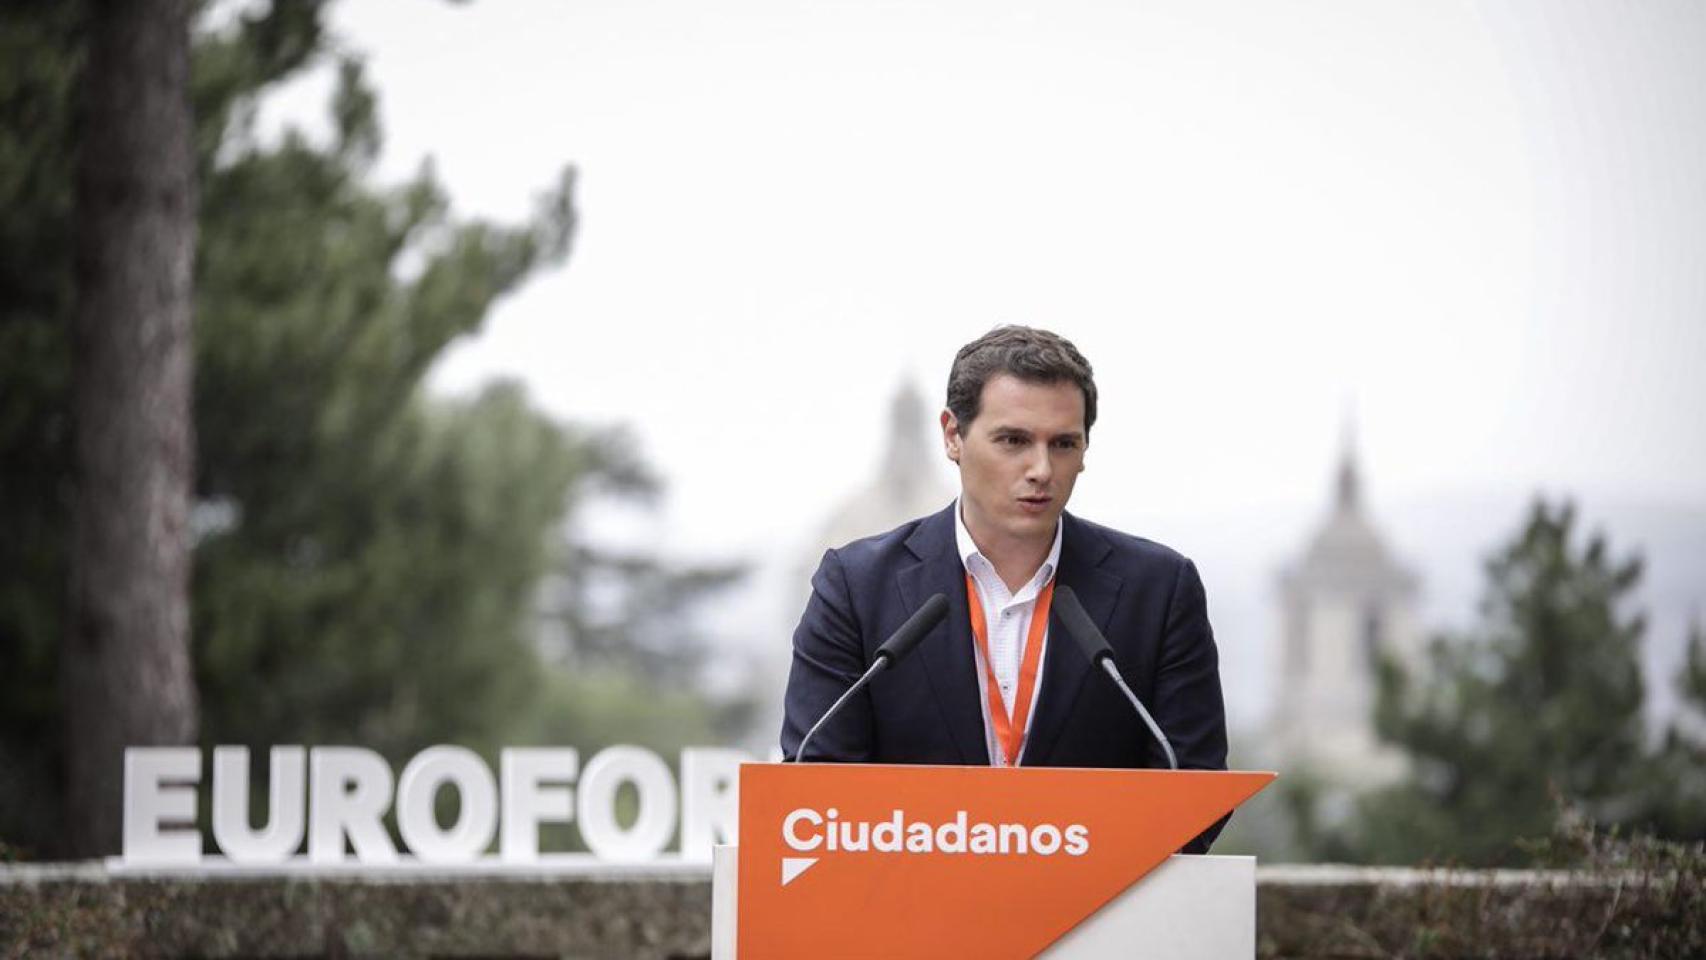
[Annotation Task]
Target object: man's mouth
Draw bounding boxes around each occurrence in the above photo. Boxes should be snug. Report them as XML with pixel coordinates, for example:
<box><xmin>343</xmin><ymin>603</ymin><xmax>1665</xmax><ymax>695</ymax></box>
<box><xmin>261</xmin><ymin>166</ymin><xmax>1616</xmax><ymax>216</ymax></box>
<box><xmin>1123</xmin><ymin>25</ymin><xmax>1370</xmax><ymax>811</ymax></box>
<box><xmin>1017</xmin><ymin>495</ymin><xmax>1053</xmax><ymax>513</ymax></box>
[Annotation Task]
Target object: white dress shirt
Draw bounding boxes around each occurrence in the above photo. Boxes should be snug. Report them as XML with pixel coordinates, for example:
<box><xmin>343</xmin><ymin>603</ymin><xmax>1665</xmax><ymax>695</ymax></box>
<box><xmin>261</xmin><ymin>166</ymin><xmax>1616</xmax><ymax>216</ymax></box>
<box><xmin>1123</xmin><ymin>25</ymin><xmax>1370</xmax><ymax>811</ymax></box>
<box><xmin>954</xmin><ymin>499</ymin><xmax>1064</xmax><ymax>767</ymax></box>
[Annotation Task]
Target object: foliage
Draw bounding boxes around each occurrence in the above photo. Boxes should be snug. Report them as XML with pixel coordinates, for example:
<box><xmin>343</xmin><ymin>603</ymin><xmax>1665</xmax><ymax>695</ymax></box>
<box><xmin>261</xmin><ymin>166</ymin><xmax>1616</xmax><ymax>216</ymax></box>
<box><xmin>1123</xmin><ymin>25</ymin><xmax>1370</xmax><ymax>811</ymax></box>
<box><xmin>541</xmin><ymin>537</ymin><xmax>746</xmax><ymax>689</ymax></box>
<box><xmin>0</xmin><ymin>0</ymin><xmax>83</xmax><ymax>855</ymax></box>
<box><xmin>1631</xmin><ymin>619</ymin><xmax>1706</xmax><ymax>841</ymax></box>
<box><xmin>186</xmin><ymin>8</ymin><xmax>578</xmax><ymax>763</ymax></box>
<box><xmin>1520</xmin><ymin>806</ymin><xmax>1706</xmax><ymax>959</ymax></box>
<box><xmin>1257</xmin><ymin>807</ymin><xmax>1706</xmax><ymax>959</ymax></box>
<box><xmin>1339</xmin><ymin>498</ymin><xmax>1697</xmax><ymax>865</ymax></box>
<box><xmin>0</xmin><ymin>0</ymin><xmax>743</xmax><ymax>857</ymax></box>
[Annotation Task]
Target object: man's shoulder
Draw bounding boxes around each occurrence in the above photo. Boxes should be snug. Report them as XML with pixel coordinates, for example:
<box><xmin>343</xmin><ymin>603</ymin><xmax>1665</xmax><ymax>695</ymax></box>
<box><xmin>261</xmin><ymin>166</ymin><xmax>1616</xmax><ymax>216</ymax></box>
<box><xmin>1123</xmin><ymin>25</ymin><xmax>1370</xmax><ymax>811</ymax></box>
<box><xmin>1065</xmin><ymin>512</ymin><xmax>1192</xmax><ymax>575</ymax></box>
<box><xmin>826</xmin><ymin>504</ymin><xmax>952</xmax><ymax>570</ymax></box>
<box><xmin>815</xmin><ymin>508</ymin><xmax>962</xmax><ymax>583</ymax></box>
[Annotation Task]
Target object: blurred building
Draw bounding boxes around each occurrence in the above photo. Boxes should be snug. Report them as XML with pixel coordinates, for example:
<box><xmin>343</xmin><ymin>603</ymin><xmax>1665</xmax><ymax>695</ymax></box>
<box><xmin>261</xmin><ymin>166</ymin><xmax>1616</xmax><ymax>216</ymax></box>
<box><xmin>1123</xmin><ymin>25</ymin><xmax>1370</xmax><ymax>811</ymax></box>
<box><xmin>751</xmin><ymin>379</ymin><xmax>956</xmax><ymax>753</ymax></box>
<box><xmin>1272</xmin><ymin>437</ymin><xmax>1423</xmax><ymax>810</ymax></box>
<box><xmin>812</xmin><ymin>379</ymin><xmax>956</xmax><ymax>554</ymax></box>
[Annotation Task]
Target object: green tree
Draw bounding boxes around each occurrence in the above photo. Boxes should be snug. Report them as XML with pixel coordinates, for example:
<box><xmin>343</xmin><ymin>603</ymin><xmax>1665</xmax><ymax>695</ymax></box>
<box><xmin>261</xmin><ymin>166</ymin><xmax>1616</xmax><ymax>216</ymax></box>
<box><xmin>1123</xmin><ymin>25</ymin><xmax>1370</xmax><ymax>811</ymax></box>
<box><xmin>1</xmin><ymin>0</ymin><xmax>745</xmax><ymax>858</ymax></box>
<box><xmin>0</xmin><ymin>0</ymin><xmax>83</xmax><ymax>856</ymax></box>
<box><xmin>187</xmin><ymin>9</ymin><xmax>579</xmax><ymax>761</ymax></box>
<box><xmin>1632</xmin><ymin>619</ymin><xmax>1706</xmax><ymax>842</ymax></box>
<box><xmin>1345</xmin><ymin>499</ymin><xmax>1650</xmax><ymax>865</ymax></box>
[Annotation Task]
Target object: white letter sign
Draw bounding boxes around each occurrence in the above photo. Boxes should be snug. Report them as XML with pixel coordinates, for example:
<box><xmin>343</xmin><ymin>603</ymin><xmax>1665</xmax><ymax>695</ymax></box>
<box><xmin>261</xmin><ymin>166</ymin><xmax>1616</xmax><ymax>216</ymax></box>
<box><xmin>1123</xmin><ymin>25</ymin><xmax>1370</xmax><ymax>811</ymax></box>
<box><xmin>123</xmin><ymin>747</ymin><xmax>202</xmax><ymax>864</ymax></box>
<box><xmin>308</xmin><ymin>747</ymin><xmax>398</xmax><ymax>864</ymax></box>
<box><xmin>212</xmin><ymin>745</ymin><xmax>305</xmax><ymax>864</ymax></box>
<box><xmin>500</xmin><ymin>747</ymin><xmax>579</xmax><ymax>864</ymax></box>
<box><xmin>578</xmin><ymin>746</ymin><xmax>677</xmax><ymax>861</ymax></box>
<box><xmin>397</xmin><ymin>745</ymin><xmax>498</xmax><ymax>863</ymax></box>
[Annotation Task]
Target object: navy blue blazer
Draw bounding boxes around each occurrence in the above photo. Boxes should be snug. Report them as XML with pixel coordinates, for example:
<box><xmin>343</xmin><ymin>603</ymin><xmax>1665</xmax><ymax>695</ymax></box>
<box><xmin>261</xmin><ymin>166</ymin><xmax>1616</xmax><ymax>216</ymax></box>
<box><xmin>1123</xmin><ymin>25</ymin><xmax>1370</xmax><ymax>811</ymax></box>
<box><xmin>780</xmin><ymin>503</ymin><xmax>1231</xmax><ymax>850</ymax></box>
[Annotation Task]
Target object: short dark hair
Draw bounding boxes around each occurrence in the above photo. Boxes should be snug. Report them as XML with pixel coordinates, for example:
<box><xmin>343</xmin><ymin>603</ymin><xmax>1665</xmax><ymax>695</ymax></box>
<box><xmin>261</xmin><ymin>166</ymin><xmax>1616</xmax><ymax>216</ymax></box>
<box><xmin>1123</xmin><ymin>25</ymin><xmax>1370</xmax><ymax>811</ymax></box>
<box><xmin>946</xmin><ymin>325</ymin><xmax>1097</xmax><ymax>436</ymax></box>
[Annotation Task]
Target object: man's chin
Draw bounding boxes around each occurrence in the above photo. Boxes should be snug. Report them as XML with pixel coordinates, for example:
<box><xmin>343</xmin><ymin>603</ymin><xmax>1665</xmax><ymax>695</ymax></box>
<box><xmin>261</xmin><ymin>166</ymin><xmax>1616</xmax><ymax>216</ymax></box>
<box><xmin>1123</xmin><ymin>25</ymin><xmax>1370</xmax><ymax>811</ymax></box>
<box><xmin>1004</xmin><ymin>511</ymin><xmax>1060</xmax><ymax>538</ymax></box>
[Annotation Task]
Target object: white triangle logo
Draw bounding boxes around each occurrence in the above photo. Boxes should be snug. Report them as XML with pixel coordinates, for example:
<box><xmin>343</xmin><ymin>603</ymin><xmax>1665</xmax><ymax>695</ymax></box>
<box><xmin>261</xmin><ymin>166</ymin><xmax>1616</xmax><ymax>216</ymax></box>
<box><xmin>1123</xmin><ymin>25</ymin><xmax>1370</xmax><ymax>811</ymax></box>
<box><xmin>780</xmin><ymin>857</ymin><xmax>818</xmax><ymax>886</ymax></box>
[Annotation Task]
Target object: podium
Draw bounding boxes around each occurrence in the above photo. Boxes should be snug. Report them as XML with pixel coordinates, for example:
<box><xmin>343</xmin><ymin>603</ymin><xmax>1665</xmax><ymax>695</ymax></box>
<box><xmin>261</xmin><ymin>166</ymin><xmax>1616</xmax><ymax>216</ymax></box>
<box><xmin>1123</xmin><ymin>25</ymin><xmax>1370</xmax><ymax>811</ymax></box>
<box><xmin>712</xmin><ymin>763</ymin><xmax>1273</xmax><ymax>959</ymax></box>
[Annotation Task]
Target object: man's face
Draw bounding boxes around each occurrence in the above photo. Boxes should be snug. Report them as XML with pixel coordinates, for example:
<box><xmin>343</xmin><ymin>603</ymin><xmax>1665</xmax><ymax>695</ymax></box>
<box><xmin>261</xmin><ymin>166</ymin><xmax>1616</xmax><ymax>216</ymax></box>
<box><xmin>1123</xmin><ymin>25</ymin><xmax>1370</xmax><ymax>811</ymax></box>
<box><xmin>942</xmin><ymin>373</ymin><xmax>1087</xmax><ymax>548</ymax></box>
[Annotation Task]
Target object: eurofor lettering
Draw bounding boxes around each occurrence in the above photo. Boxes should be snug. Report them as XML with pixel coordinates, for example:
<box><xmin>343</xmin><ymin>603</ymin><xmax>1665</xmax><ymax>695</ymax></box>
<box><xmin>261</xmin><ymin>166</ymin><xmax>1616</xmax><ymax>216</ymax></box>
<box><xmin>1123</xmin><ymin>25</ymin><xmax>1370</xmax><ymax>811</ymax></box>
<box><xmin>119</xmin><ymin>745</ymin><xmax>750</xmax><ymax>867</ymax></box>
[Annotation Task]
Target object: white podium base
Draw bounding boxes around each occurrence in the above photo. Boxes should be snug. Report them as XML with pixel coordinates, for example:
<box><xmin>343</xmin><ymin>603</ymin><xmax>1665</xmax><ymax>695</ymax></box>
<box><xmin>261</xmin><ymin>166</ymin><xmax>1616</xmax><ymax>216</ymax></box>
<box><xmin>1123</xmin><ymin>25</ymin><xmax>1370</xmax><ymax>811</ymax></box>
<box><xmin>711</xmin><ymin>846</ymin><xmax>1255</xmax><ymax>959</ymax></box>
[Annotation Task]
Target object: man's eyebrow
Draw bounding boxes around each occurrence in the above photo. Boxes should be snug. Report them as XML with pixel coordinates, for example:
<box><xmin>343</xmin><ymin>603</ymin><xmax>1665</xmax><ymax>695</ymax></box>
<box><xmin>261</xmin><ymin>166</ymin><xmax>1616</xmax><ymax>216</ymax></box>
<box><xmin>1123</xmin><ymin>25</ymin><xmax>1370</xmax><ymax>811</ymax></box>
<box><xmin>986</xmin><ymin>425</ymin><xmax>1084</xmax><ymax>442</ymax></box>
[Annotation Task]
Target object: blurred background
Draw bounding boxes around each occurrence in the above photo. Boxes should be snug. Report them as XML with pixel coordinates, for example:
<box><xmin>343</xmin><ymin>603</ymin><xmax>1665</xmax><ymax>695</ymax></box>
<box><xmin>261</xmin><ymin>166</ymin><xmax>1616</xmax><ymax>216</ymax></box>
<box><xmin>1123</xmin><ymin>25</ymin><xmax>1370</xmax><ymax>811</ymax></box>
<box><xmin>2</xmin><ymin>0</ymin><xmax>1702</xmax><ymax>866</ymax></box>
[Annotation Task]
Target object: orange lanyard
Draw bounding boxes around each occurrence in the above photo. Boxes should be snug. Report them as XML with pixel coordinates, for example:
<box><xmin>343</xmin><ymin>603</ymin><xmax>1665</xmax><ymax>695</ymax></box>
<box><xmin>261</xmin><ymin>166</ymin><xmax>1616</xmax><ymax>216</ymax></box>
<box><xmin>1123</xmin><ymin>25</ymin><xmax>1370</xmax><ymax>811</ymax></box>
<box><xmin>965</xmin><ymin>573</ymin><xmax>1053</xmax><ymax>767</ymax></box>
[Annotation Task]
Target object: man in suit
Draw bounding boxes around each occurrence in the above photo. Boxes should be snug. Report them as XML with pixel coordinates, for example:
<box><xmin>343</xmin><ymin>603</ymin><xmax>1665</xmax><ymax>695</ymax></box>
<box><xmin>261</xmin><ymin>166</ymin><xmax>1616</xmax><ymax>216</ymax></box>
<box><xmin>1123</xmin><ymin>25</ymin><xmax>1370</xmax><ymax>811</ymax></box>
<box><xmin>780</xmin><ymin>325</ymin><xmax>1229</xmax><ymax>850</ymax></box>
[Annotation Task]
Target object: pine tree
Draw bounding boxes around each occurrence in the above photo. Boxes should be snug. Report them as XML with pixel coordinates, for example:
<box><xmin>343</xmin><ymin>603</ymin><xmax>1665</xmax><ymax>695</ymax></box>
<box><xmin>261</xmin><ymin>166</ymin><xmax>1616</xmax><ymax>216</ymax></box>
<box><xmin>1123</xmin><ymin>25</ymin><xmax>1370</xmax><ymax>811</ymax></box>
<box><xmin>1347</xmin><ymin>499</ymin><xmax>1649</xmax><ymax>865</ymax></box>
<box><xmin>1633</xmin><ymin>619</ymin><xmax>1706</xmax><ymax>842</ymax></box>
<box><xmin>1</xmin><ymin>0</ymin><xmax>745</xmax><ymax>858</ymax></box>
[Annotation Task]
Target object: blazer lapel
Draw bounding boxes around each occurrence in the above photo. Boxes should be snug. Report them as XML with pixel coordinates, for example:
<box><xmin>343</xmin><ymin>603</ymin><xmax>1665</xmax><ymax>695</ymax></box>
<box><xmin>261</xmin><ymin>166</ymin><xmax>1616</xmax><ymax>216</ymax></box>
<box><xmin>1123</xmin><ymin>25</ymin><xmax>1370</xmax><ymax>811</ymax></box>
<box><xmin>1023</xmin><ymin>512</ymin><xmax>1122</xmax><ymax>766</ymax></box>
<box><xmin>898</xmin><ymin>504</ymin><xmax>990</xmax><ymax>765</ymax></box>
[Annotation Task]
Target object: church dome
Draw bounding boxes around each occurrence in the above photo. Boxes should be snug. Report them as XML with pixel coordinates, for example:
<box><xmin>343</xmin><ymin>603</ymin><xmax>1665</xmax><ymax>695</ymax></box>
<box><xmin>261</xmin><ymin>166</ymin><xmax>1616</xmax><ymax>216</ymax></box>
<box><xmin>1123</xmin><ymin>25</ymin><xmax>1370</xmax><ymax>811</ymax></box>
<box><xmin>817</xmin><ymin>378</ymin><xmax>955</xmax><ymax>550</ymax></box>
<box><xmin>1282</xmin><ymin>443</ymin><xmax>1417</xmax><ymax>599</ymax></box>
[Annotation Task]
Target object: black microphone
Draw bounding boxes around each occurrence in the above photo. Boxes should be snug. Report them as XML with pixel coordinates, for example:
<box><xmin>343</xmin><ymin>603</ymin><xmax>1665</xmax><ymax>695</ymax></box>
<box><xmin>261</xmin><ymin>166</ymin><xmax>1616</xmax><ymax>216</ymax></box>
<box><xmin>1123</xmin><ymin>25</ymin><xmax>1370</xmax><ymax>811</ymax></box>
<box><xmin>794</xmin><ymin>593</ymin><xmax>949</xmax><ymax>763</ymax></box>
<box><xmin>875</xmin><ymin>592</ymin><xmax>949</xmax><ymax>664</ymax></box>
<box><xmin>1053</xmin><ymin>585</ymin><xmax>1179</xmax><ymax>770</ymax></box>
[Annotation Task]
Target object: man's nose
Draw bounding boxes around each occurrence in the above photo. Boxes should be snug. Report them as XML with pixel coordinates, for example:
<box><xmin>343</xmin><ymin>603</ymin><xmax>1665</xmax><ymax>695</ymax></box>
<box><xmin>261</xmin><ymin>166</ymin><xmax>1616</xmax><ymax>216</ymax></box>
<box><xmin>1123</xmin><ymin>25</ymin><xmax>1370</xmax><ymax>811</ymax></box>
<box><xmin>1025</xmin><ymin>443</ymin><xmax>1053</xmax><ymax>483</ymax></box>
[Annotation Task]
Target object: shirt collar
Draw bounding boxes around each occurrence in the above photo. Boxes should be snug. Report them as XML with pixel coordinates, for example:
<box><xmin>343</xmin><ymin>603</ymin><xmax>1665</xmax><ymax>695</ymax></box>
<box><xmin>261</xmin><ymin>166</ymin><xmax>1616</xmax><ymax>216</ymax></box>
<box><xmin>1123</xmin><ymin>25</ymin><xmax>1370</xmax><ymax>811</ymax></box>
<box><xmin>953</xmin><ymin>497</ymin><xmax>1064</xmax><ymax>596</ymax></box>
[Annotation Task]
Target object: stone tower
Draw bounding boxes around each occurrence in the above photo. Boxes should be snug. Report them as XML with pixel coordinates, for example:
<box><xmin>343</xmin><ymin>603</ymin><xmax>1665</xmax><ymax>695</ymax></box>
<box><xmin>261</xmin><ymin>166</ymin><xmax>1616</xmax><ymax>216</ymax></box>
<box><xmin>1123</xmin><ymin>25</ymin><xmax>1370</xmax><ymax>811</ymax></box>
<box><xmin>1273</xmin><ymin>435</ymin><xmax>1421</xmax><ymax>795</ymax></box>
<box><xmin>750</xmin><ymin>379</ymin><xmax>956</xmax><ymax>754</ymax></box>
<box><xmin>814</xmin><ymin>378</ymin><xmax>956</xmax><ymax>553</ymax></box>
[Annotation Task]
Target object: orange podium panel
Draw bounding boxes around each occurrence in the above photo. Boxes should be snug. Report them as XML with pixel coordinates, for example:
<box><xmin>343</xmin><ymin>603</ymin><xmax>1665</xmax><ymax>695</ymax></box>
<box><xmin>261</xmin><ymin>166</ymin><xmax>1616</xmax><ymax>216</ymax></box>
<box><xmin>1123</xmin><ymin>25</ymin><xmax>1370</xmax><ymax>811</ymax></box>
<box><xmin>735</xmin><ymin>763</ymin><xmax>1274</xmax><ymax>959</ymax></box>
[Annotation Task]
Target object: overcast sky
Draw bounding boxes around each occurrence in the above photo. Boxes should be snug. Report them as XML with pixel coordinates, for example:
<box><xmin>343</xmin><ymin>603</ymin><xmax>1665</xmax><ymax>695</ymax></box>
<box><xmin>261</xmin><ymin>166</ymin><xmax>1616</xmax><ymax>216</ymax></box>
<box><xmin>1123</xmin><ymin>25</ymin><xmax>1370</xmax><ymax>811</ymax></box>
<box><xmin>263</xmin><ymin>0</ymin><xmax>1705</xmax><ymax>728</ymax></box>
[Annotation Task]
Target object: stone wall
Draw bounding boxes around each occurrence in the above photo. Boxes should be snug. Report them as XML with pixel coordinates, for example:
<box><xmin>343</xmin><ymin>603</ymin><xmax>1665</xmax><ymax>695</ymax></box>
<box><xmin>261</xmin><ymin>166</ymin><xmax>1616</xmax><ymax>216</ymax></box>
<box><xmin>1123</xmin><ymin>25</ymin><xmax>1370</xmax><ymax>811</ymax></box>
<box><xmin>2</xmin><ymin>863</ymin><xmax>1699</xmax><ymax>958</ymax></box>
<box><xmin>1256</xmin><ymin>864</ymin><xmax>1699</xmax><ymax>958</ymax></box>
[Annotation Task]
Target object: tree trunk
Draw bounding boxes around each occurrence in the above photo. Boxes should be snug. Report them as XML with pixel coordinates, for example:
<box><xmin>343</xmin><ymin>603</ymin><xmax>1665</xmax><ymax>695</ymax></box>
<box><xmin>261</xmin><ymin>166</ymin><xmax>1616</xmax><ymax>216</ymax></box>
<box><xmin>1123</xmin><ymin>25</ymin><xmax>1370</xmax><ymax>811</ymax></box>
<box><xmin>64</xmin><ymin>0</ymin><xmax>200</xmax><ymax>858</ymax></box>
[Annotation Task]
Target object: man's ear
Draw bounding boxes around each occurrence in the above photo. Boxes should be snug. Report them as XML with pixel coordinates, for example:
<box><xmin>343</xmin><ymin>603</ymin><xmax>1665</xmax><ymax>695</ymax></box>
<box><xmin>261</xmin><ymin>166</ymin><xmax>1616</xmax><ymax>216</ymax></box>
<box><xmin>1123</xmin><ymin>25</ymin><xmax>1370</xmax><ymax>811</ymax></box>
<box><xmin>940</xmin><ymin>409</ymin><xmax>962</xmax><ymax>464</ymax></box>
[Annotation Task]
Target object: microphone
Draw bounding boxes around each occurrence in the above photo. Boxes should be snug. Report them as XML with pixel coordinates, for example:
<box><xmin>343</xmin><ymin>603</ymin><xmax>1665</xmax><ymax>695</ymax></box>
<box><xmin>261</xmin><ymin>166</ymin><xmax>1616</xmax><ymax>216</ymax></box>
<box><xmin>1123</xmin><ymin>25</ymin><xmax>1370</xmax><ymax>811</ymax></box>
<box><xmin>1053</xmin><ymin>585</ymin><xmax>1179</xmax><ymax>770</ymax></box>
<box><xmin>794</xmin><ymin>593</ymin><xmax>949</xmax><ymax>763</ymax></box>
